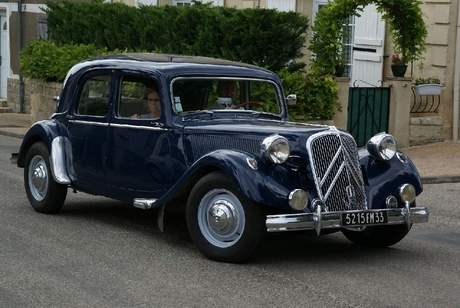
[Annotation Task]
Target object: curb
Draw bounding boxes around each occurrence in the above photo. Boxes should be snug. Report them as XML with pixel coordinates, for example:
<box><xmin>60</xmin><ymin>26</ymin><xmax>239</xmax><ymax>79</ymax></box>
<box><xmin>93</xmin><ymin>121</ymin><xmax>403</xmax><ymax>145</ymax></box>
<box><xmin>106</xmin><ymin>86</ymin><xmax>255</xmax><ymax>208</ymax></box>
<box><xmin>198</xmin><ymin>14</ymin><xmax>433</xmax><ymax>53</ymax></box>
<box><xmin>0</xmin><ymin>130</ymin><xmax>25</xmax><ymax>140</ymax></box>
<box><xmin>421</xmin><ymin>175</ymin><xmax>460</xmax><ymax>185</ymax></box>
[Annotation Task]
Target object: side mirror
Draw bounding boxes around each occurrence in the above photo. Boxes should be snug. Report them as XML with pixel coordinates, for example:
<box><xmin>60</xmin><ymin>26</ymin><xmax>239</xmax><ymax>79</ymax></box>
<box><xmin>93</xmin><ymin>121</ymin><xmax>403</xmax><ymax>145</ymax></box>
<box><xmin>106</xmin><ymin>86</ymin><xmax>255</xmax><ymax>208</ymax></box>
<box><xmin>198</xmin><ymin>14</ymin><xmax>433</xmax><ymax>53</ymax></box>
<box><xmin>286</xmin><ymin>94</ymin><xmax>297</xmax><ymax>106</ymax></box>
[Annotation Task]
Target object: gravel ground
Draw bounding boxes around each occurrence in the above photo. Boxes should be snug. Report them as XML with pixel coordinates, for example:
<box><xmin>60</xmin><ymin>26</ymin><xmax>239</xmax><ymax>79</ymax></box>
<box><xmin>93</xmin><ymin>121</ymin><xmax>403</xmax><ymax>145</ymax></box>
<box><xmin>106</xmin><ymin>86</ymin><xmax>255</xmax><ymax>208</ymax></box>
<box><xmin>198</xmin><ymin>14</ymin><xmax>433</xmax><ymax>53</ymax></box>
<box><xmin>401</xmin><ymin>140</ymin><xmax>460</xmax><ymax>178</ymax></box>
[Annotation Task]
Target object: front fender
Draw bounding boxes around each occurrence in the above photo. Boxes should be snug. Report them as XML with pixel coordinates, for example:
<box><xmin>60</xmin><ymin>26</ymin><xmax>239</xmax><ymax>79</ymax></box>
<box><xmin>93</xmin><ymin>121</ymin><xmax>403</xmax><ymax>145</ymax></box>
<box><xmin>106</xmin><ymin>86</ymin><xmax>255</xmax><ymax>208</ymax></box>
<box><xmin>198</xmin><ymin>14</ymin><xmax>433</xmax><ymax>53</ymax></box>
<box><xmin>360</xmin><ymin>149</ymin><xmax>423</xmax><ymax>209</ymax></box>
<box><xmin>158</xmin><ymin>149</ymin><xmax>297</xmax><ymax>210</ymax></box>
<box><xmin>17</xmin><ymin>119</ymin><xmax>74</xmax><ymax>184</ymax></box>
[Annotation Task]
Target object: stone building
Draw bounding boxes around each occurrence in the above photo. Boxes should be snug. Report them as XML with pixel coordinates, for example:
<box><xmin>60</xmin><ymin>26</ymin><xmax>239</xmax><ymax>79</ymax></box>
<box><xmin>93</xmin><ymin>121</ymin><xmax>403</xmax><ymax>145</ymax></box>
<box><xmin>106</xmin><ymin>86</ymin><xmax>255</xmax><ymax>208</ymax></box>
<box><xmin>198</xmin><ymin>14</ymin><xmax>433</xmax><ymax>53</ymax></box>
<box><xmin>2</xmin><ymin>0</ymin><xmax>459</xmax><ymax>145</ymax></box>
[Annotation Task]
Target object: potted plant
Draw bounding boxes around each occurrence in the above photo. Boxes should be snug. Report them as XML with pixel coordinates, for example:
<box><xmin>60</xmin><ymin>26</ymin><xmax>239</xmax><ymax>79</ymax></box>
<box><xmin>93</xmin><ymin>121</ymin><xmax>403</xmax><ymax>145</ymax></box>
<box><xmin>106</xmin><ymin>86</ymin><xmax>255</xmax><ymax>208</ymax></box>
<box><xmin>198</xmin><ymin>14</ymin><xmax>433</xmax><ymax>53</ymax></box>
<box><xmin>334</xmin><ymin>57</ymin><xmax>347</xmax><ymax>77</ymax></box>
<box><xmin>413</xmin><ymin>77</ymin><xmax>442</xmax><ymax>95</ymax></box>
<box><xmin>391</xmin><ymin>54</ymin><xmax>407</xmax><ymax>77</ymax></box>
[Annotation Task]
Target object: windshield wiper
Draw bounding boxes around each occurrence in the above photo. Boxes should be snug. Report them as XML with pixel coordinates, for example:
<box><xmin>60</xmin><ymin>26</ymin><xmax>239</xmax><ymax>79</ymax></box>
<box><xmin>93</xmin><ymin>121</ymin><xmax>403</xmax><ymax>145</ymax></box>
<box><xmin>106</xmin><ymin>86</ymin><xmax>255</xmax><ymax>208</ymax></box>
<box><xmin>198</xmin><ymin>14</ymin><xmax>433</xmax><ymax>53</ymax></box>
<box><xmin>251</xmin><ymin>112</ymin><xmax>281</xmax><ymax>119</ymax></box>
<box><xmin>179</xmin><ymin>110</ymin><xmax>214</xmax><ymax>117</ymax></box>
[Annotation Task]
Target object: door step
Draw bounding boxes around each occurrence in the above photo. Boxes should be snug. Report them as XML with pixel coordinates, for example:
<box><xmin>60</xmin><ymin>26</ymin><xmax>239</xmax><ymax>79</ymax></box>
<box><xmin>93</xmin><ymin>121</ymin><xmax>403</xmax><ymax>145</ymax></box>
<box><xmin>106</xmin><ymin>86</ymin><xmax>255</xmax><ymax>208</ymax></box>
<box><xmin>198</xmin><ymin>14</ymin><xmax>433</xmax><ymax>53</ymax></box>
<box><xmin>0</xmin><ymin>99</ymin><xmax>12</xmax><ymax>113</ymax></box>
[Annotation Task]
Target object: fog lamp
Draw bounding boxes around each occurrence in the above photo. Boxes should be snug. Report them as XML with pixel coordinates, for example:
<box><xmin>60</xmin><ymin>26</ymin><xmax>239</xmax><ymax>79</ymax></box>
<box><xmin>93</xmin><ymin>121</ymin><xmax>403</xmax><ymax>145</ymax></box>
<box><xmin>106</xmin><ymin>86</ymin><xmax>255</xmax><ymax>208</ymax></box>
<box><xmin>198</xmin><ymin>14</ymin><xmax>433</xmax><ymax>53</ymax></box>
<box><xmin>399</xmin><ymin>184</ymin><xmax>416</xmax><ymax>203</ymax></box>
<box><xmin>288</xmin><ymin>189</ymin><xmax>308</xmax><ymax>211</ymax></box>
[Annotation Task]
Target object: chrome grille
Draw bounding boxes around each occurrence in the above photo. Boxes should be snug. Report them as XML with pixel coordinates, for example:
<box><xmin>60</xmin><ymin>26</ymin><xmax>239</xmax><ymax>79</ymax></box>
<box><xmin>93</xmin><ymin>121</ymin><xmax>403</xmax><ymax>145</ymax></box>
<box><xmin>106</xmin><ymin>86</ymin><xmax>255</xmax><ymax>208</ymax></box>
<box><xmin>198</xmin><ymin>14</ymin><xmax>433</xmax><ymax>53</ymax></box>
<box><xmin>189</xmin><ymin>135</ymin><xmax>261</xmax><ymax>159</ymax></box>
<box><xmin>307</xmin><ymin>131</ymin><xmax>367</xmax><ymax>212</ymax></box>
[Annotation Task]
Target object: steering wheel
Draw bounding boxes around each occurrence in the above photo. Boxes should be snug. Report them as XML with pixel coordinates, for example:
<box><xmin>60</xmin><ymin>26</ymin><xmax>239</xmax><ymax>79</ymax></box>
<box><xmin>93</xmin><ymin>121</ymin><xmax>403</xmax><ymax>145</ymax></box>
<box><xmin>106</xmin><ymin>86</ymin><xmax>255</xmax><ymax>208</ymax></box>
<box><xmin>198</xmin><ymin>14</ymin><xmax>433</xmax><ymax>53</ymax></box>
<box><xmin>233</xmin><ymin>101</ymin><xmax>266</xmax><ymax>112</ymax></box>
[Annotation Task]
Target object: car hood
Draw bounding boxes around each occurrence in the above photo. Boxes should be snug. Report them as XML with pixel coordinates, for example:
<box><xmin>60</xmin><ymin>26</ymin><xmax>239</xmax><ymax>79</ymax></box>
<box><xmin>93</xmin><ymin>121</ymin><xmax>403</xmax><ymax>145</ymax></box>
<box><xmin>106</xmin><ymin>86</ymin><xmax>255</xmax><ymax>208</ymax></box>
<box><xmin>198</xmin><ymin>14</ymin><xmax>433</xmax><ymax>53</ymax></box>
<box><xmin>182</xmin><ymin>119</ymin><xmax>333</xmax><ymax>162</ymax></box>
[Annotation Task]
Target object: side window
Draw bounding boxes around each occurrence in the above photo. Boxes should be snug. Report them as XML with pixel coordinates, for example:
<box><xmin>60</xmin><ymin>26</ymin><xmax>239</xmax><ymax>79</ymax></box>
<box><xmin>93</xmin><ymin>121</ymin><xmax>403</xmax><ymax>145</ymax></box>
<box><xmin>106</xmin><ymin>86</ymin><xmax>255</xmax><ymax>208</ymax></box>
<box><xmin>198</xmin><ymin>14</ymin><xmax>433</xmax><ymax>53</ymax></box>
<box><xmin>77</xmin><ymin>75</ymin><xmax>110</xmax><ymax>116</ymax></box>
<box><xmin>118</xmin><ymin>76</ymin><xmax>160</xmax><ymax>119</ymax></box>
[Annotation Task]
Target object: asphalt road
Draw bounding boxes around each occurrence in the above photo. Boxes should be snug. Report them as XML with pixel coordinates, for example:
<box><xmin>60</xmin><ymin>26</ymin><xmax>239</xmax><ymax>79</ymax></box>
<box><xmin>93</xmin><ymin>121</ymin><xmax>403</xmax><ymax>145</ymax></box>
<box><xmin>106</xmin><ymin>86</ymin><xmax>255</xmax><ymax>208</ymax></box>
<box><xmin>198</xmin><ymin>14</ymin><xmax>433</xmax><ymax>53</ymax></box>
<box><xmin>1</xmin><ymin>135</ymin><xmax>459</xmax><ymax>307</ymax></box>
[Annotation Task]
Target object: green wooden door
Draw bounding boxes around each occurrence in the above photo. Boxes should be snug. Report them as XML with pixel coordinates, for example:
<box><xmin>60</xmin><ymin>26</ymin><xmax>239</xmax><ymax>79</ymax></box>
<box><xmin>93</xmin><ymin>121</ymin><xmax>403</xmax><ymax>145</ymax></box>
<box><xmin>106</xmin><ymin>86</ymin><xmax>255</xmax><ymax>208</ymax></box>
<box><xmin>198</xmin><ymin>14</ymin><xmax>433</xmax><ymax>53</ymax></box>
<box><xmin>347</xmin><ymin>87</ymin><xmax>390</xmax><ymax>147</ymax></box>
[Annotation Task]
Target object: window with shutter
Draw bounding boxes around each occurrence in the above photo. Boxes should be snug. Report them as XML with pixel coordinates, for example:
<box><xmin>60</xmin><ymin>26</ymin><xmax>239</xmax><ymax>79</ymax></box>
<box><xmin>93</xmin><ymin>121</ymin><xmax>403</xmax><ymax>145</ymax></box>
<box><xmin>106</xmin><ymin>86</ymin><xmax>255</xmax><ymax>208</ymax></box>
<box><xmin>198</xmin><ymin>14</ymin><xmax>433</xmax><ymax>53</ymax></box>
<box><xmin>266</xmin><ymin>0</ymin><xmax>296</xmax><ymax>12</ymax></box>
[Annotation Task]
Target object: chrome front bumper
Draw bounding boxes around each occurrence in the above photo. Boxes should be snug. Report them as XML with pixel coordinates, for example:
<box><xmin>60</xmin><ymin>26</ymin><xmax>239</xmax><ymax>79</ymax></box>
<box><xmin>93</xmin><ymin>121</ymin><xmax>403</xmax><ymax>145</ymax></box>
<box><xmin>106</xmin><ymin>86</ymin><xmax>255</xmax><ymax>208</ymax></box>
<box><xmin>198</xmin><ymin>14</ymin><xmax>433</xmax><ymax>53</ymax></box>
<box><xmin>266</xmin><ymin>202</ymin><xmax>429</xmax><ymax>234</ymax></box>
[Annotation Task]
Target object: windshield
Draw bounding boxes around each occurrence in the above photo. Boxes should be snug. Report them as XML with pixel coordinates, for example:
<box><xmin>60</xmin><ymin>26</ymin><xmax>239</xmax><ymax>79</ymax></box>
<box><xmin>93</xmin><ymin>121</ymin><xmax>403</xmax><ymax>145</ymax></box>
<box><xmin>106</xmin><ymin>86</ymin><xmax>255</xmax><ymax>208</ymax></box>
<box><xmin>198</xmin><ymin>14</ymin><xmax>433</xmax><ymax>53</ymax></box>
<box><xmin>171</xmin><ymin>78</ymin><xmax>281</xmax><ymax>116</ymax></box>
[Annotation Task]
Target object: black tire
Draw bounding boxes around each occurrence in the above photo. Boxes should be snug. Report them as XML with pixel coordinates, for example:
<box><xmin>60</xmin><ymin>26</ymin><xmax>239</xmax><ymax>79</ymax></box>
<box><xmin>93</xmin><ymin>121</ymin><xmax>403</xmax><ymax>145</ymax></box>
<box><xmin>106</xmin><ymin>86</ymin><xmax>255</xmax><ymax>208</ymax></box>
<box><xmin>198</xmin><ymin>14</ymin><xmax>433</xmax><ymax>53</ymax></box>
<box><xmin>24</xmin><ymin>142</ymin><xmax>68</xmax><ymax>214</ymax></box>
<box><xmin>186</xmin><ymin>171</ymin><xmax>266</xmax><ymax>263</ymax></box>
<box><xmin>342</xmin><ymin>224</ymin><xmax>411</xmax><ymax>247</ymax></box>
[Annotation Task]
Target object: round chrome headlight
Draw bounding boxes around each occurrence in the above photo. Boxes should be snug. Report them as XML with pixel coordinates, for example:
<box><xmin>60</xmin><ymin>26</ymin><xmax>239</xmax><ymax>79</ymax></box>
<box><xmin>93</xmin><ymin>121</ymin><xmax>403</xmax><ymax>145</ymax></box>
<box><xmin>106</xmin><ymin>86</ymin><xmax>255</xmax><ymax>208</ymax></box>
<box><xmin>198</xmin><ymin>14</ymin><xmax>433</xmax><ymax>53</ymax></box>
<box><xmin>260</xmin><ymin>135</ymin><xmax>290</xmax><ymax>164</ymax></box>
<box><xmin>367</xmin><ymin>133</ymin><xmax>397</xmax><ymax>161</ymax></box>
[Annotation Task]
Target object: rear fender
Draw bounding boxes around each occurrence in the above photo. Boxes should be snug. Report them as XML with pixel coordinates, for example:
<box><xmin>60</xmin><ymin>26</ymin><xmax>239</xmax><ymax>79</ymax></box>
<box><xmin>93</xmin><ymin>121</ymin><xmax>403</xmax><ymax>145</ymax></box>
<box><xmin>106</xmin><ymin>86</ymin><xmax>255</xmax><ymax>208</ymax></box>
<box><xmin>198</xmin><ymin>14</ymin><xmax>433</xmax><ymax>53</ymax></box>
<box><xmin>17</xmin><ymin>120</ymin><xmax>74</xmax><ymax>184</ymax></box>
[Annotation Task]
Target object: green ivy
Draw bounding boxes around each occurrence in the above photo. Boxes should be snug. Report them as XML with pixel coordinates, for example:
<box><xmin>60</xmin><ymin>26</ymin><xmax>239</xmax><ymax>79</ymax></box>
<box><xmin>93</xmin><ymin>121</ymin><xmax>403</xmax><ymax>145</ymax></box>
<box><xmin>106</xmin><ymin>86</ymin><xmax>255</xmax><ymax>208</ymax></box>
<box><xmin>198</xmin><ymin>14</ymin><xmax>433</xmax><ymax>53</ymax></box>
<box><xmin>310</xmin><ymin>0</ymin><xmax>427</xmax><ymax>75</ymax></box>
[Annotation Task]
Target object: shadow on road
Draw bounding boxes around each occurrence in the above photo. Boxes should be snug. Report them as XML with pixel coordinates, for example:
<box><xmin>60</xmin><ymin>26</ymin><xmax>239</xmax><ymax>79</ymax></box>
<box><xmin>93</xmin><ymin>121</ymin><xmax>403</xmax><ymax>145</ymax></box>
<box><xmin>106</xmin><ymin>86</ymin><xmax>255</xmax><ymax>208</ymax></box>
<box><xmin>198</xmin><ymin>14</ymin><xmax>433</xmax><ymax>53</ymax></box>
<box><xmin>51</xmin><ymin>195</ymin><xmax>417</xmax><ymax>264</ymax></box>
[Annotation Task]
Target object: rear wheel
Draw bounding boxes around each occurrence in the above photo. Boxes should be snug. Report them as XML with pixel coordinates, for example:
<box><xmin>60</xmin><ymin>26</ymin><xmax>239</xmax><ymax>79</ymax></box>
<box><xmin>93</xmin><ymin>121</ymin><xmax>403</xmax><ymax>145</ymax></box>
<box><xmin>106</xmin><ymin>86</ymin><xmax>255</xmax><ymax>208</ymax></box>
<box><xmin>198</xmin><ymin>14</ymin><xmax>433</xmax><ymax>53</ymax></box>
<box><xmin>342</xmin><ymin>224</ymin><xmax>410</xmax><ymax>247</ymax></box>
<box><xmin>186</xmin><ymin>171</ymin><xmax>265</xmax><ymax>263</ymax></box>
<box><xmin>24</xmin><ymin>142</ymin><xmax>67</xmax><ymax>214</ymax></box>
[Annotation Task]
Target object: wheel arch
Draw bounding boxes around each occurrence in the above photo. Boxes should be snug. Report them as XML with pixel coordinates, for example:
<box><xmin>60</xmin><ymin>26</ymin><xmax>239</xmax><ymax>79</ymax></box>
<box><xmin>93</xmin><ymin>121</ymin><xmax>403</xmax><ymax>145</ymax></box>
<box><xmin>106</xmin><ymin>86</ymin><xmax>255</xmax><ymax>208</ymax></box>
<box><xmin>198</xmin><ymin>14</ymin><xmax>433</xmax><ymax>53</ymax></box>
<box><xmin>359</xmin><ymin>149</ymin><xmax>423</xmax><ymax>209</ymax></box>
<box><xmin>162</xmin><ymin>149</ymin><xmax>294</xmax><ymax>210</ymax></box>
<box><xmin>17</xmin><ymin>120</ymin><xmax>73</xmax><ymax>184</ymax></box>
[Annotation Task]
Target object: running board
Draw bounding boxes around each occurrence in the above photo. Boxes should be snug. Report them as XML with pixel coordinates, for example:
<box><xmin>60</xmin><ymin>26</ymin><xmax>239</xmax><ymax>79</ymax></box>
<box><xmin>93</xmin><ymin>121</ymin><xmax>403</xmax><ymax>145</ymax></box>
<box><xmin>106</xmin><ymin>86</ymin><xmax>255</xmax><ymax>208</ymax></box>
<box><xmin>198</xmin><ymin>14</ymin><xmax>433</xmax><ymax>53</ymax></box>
<box><xmin>133</xmin><ymin>198</ymin><xmax>164</xmax><ymax>232</ymax></box>
<box><xmin>133</xmin><ymin>198</ymin><xmax>157</xmax><ymax>209</ymax></box>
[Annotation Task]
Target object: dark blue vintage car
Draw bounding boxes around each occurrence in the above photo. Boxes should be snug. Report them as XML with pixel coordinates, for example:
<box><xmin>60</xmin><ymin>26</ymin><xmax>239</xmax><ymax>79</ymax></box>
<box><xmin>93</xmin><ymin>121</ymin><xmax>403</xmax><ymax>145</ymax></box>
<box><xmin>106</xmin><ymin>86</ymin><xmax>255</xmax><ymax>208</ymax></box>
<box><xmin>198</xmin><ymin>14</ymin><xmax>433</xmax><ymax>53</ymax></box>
<box><xmin>15</xmin><ymin>53</ymin><xmax>428</xmax><ymax>262</ymax></box>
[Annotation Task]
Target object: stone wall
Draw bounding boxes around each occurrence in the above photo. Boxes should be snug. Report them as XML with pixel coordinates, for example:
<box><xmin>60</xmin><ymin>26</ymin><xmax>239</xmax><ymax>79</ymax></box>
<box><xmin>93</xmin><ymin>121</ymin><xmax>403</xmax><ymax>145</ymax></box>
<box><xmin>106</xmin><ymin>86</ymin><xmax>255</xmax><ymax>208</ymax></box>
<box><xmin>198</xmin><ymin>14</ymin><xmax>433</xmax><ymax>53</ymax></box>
<box><xmin>410</xmin><ymin>116</ymin><xmax>443</xmax><ymax>146</ymax></box>
<box><xmin>8</xmin><ymin>78</ymin><xmax>62</xmax><ymax>123</ymax></box>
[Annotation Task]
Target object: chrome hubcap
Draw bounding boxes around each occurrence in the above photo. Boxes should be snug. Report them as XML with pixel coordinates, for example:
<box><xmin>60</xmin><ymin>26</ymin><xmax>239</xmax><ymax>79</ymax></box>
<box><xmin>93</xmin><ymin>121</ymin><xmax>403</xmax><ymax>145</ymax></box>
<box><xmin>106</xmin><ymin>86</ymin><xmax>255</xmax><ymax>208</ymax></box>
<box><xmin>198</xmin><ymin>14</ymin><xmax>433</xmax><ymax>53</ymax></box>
<box><xmin>208</xmin><ymin>200</ymin><xmax>238</xmax><ymax>236</ymax></box>
<box><xmin>198</xmin><ymin>188</ymin><xmax>245</xmax><ymax>248</ymax></box>
<box><xmin>28</xmin><ymin>155</ymin><xmax>48</xmax><ymax>201</ymax></box>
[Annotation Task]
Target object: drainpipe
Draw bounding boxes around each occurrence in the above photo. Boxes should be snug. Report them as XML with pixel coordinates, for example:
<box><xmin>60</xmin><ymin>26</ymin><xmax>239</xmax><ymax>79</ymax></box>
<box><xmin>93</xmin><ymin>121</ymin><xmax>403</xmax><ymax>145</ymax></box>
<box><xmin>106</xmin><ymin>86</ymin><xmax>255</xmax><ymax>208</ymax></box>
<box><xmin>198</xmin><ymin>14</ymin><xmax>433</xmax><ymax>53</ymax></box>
<box><xmin>18</xmin><ymin>0</ymin><xmax>24</xmax><ymax>113</ymax></box>
<box><xmin>453</xmin><ymin>0</ymin><xmax>460</xmax><ymax>141</ymax></box>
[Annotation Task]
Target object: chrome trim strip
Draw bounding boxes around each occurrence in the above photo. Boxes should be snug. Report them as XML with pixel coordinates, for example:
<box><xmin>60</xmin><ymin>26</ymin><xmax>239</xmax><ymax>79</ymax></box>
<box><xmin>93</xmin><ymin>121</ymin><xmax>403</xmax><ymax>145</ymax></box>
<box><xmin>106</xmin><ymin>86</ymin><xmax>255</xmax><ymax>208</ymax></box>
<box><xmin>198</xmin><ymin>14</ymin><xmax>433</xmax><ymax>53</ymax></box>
<box><xmin>68</xmin><ymin>120</ymin><xmax>167</xmax><ymax>131</ymax></box>
<box><xmin>69</xmin><ymin>120</ymin><xmax>109</xmax><ymax>127</ymax></box>
<box><xmin>110</xmin><ymin>123</ymin><xmax>167</xmax><ymax>131</ymax></box>
<box><xmin>265</xmin><ymin>207</ymin><xmax>429</xmax><ymax>232</ymax></box>
<box><xmin>133</xmin><ymin>198</ymin><xmax>158</xmax><ymax>209</ymax></box>
<box><xmin>50</xmin><ymin>137</ymin><xmax>71</xmax><ymax>184</ymax></box>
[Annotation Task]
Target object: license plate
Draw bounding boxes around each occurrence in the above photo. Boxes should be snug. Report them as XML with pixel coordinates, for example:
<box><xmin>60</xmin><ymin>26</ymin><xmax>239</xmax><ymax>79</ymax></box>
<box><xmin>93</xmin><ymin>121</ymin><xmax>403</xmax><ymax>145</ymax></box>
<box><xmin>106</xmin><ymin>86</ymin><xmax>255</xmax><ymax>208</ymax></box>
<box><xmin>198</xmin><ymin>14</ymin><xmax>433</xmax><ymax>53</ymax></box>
<box><xmin>341</xmin><ymin>211</ymin><xmax>388</xmax><ymax>226</ymax></box>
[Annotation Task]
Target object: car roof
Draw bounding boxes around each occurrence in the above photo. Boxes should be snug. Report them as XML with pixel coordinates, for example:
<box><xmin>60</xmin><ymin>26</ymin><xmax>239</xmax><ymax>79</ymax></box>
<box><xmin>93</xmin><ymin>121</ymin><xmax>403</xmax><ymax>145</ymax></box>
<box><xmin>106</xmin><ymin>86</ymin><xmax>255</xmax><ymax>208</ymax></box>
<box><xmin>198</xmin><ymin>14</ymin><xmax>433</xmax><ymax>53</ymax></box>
<box><xmin>84</xmin><ymin>53</ymin><xmax>268</xmax><ymax>71</ymax></box>
<box><xmin>64</xmin><ymin>53</ymin><xmax>277</xmax><ymax>87</ymax></box>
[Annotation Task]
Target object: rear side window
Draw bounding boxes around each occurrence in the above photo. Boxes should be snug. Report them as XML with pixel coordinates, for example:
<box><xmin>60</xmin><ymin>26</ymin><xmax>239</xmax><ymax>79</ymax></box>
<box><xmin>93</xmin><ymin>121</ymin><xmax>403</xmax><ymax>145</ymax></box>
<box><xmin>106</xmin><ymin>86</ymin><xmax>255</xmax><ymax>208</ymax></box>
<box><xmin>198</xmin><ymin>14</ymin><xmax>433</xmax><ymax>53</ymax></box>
<box><xmin>117</xmin><ymin>76</ymin><xmax>159</xmax><ymax>119</ymax></box>
<box><xmin>77</xmin><ymin>75</ymin><xmax>111</xmax><ymax>116</ymax></box>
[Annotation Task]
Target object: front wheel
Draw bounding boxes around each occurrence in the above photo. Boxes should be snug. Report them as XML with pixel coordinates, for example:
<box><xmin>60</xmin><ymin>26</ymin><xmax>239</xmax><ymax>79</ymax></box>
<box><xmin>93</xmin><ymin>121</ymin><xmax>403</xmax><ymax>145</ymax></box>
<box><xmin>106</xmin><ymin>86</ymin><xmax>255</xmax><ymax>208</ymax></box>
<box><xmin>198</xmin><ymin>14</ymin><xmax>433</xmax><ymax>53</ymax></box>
<box><xmin>24</xmin><ymin>142</ymin><xmax>68</xmax><ymax>214</ymax></box>
<box><xmin>186</xmin><ymin>171</ymin><xmax>265</xmax><ymax>263</ymax></box>
<box><xmin>342</xmin><ymin>224</ymin><xmax>411</xmax><ymax>247</ymax></box>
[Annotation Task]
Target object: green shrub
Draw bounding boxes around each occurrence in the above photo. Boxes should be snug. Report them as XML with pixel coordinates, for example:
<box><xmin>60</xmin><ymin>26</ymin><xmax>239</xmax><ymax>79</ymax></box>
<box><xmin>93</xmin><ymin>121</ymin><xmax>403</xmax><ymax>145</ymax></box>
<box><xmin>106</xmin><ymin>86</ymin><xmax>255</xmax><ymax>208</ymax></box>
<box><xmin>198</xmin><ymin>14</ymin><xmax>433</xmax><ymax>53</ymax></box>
<box><xmin>20</xmin><ymin>40</ymin><xmax>118</xmax><ymax>81</ymax></box>
<box><xmin>278</xmin><ymin>68</ymin><xmax>340</xmax><ymax>120</ymax></box>
<box><xmin>43</xmin><ymin>1</ymin><xmax>308</xmax><ymax>73</ymax></box>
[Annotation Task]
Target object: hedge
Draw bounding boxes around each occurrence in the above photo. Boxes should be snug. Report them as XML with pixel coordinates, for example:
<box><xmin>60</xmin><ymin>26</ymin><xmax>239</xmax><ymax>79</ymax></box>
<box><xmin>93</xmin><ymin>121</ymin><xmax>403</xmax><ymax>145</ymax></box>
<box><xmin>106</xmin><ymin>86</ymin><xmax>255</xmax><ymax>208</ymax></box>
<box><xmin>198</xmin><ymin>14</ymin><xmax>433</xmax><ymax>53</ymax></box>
<box><xmin>43</xmin><ymin>0</ymin><xmax>308</xmax><ymax>73</ymax></box>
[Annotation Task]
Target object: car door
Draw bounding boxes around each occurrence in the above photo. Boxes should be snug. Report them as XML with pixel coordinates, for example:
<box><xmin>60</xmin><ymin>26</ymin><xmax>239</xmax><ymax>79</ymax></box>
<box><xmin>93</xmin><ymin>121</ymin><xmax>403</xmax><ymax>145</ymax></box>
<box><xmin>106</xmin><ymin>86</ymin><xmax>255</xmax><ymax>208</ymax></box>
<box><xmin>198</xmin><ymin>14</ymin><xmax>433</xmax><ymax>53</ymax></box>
<box><xmin>67</xmin><ymin>72</ymin><xmax>112</xmax><ymax>192</ymax></box>
<box><xmin>106</xmin><ymin>73</ymin><xmax>173</xmax><ymax>196</ymax></box>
